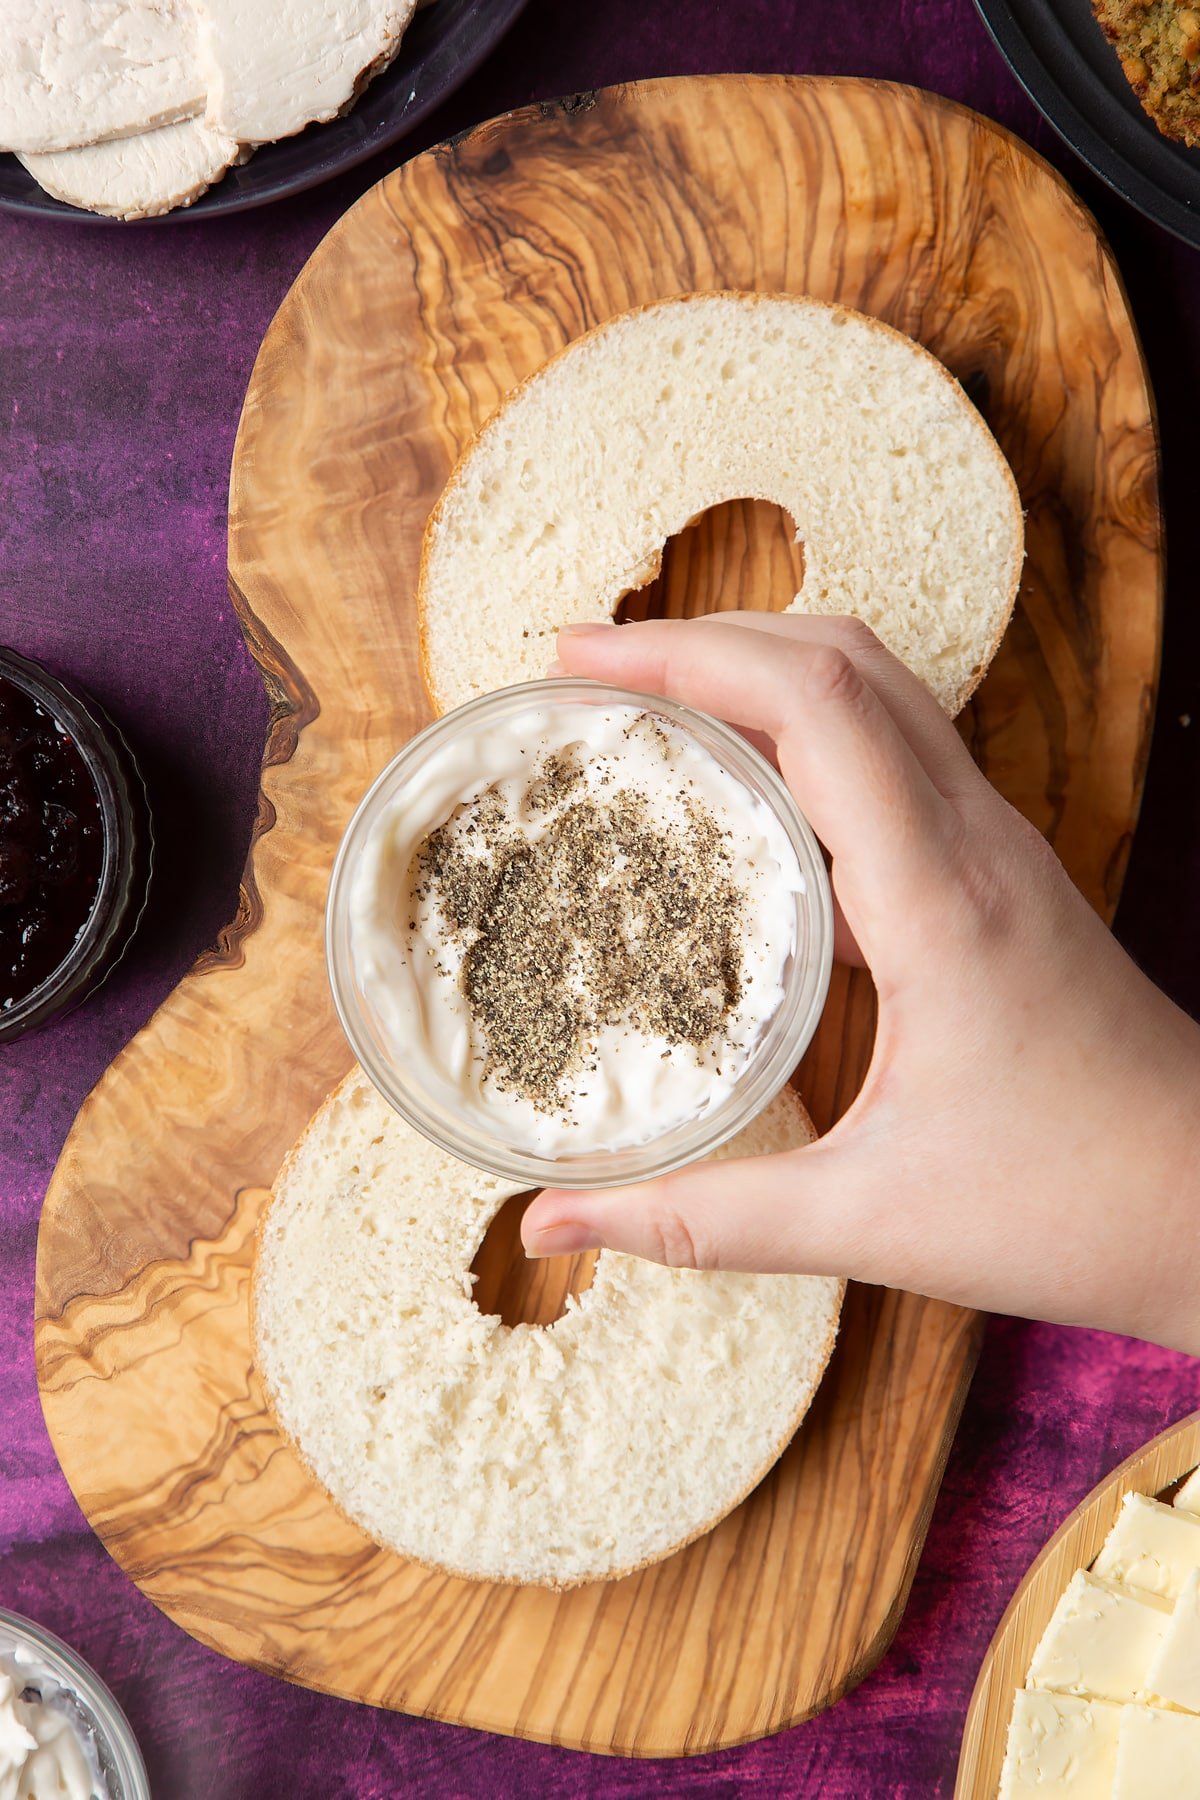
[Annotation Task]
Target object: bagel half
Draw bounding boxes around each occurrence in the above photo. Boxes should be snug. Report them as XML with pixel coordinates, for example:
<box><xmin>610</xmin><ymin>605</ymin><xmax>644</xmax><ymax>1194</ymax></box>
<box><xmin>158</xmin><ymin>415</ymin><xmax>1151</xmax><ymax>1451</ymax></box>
<box><xmin>418</xmin><ymin>291</ymin><xmax>1024</xmax><ymax>717</ymax></box>
<box><xmin>253</xmin><ymin>1071</ymin><xmax>843</xmax><ymax>1589</ymax></box>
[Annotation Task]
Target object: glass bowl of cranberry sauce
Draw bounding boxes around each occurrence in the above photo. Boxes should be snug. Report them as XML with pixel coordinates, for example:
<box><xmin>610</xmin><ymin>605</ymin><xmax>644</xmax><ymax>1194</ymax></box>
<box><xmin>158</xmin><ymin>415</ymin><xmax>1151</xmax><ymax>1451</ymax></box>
<box><xmin>0</xmin><ymin>650</ymin><xmax>151</xmax><ymax>1042</ymax></box>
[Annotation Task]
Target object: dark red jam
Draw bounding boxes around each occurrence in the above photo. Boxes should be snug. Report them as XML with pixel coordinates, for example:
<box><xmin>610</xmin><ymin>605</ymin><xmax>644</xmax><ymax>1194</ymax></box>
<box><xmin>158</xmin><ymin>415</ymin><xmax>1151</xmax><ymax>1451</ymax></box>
<box><xmin>0</xmin><ymin>674</ymin><xmax>105</xmax><ymax>1012</ymax></box>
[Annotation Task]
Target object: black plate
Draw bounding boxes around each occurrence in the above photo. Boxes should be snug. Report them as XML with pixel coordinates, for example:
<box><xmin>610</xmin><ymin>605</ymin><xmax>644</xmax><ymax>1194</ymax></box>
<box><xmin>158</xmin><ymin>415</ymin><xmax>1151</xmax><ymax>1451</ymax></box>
<box><xmin>974</xmin><ymin>0</ymin><xmax>1200</xmax><ymax>247</ymax></box>
<box><xmin>0</xmin><ymin>0</ymin><xmax>526</xmax><ymax>224</ymax></box>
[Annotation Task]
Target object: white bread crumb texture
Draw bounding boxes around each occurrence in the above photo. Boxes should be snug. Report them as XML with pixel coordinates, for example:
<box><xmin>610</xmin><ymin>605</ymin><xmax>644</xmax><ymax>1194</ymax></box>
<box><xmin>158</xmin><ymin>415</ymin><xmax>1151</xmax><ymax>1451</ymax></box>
<box><xmin>255</xmin><ymin>1072</ymin><xmax>842</xmax><ymax>1587</ymax></box>
<box><xmin>420</xmin><ymin>292</ymin><xmax>1024</xmax><ymax>717</ymax></box>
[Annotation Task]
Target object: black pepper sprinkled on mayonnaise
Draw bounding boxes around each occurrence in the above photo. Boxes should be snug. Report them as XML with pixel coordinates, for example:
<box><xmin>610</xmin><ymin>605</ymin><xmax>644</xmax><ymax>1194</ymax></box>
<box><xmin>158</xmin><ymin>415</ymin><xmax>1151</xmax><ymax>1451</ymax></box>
<box><xmin>412</xmin><ymin>715</ymin><xmax>749</xmax><ymax>1115</ymax></box>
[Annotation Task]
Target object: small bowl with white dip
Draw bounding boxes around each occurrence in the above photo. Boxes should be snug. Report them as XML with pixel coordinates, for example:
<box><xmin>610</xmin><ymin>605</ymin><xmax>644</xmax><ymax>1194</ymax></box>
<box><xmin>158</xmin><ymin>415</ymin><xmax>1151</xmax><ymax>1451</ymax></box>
<box><xmin>0</xmin><ymin>1610</ymin><xmax>149</xmax><ymax>1800</ymax></box>
<box><xmin>327</xmin><ymin>679</ymin><xmax>834</xmax><ymax>1187</ymax></box>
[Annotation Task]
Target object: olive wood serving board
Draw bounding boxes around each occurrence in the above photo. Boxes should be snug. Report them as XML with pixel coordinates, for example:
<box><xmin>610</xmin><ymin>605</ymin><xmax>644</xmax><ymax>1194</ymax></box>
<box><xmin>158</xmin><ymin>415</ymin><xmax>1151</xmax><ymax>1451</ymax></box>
<box><xmin>956</xmin><ymin>1412</ymin><xmax>1200</xmax><ymax>1797</ymax></box>
<box><xmin>35</xmin><ymin>75</ymin><xmax>1160</xmax><ymax>1756</ymax></box>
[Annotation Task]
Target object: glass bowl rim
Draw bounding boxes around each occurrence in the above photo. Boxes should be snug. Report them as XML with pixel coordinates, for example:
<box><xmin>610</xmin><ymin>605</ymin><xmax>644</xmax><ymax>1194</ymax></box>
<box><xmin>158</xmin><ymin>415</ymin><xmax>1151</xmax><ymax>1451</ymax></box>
<box><xmin>0</xmin><ymin>649</ymin><xmax>145</xmax><ymax>1038</ymax></box>
<box><xmin>0</xmin><ymin>1606</ymin><xmax>150</xmax><ymax>1800</ymax></box>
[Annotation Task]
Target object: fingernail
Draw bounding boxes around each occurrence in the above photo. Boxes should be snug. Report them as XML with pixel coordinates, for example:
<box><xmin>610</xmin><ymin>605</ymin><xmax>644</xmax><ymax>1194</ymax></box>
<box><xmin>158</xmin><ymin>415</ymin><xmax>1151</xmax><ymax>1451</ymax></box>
<box><xmin>525</xmin><ymin>1221</ymin><xmax>605</xmax><ymax>1259</ymax></box>
<box><xmin>545</xmin><ymin>658</ymin><xmax>567</xmax><ymax>677</ymax></box>
<box><xmin>559</xmin><ymin>621</ymin><xmax>615</xmax><ymax>638</ymax></box>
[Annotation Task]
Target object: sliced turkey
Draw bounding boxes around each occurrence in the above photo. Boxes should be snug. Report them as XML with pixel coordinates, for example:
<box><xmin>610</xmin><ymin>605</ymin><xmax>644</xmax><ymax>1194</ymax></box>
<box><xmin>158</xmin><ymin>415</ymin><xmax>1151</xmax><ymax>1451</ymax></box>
<box><xmin>196</xmin><ymin>0</ymin><xmax>416</xmax><ymax>143</ymax></box>
<box><xmin>0</xmin><ymin>0</ymin><xmax>205</xmax><ymax>154</ymax></box>
<box><xmin>19</xmin><ymin>118</ymin><xmax>242</xmax><ymax>219</ymax></box>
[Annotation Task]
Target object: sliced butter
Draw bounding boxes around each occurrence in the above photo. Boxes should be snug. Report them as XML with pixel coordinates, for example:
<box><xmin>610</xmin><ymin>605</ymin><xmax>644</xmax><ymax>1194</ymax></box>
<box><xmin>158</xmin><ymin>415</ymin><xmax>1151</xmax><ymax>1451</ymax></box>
<box><xmin>999</xmin><ymin>1689</ymin><xmax>1121</xmax><ymax>1797</ymax></box>
<box><xmin>1175</xmin><ymin>1466</ymin><xmax>1200</xmax><ymax>1518</ymax></box>
<box><xmin>1146</xmin><ymin>1566</ymin><xmax>1200</xmax><ymax>1715</ymax></box>
<box><xmin>1093</xmin><ymin>1492</ymin><xmax>1200</xmax><ymax>1601</ymax></box>
<box><xmin>1029</xmin><ymin>1567</ymin><xmax>1172</xmax><ymax>1705</ymax></box>
<box><xmin>1113</xmin><ymin>1701</ymin><xmax>1200</xmax><ymax>1796</ymax></box>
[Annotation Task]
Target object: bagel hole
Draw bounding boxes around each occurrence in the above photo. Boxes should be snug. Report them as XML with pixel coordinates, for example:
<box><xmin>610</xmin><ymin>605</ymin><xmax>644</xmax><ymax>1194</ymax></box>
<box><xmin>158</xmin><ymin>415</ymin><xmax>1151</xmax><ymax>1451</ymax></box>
<box><xmin>615</xmin><ymin>498</ymin><xmax>805</xmax><ymax>623</ymax></box>
<box><xmin>469</xmin><ymin>1190</ymin><xmax>597</xmax><ymax>1329</ymax></box>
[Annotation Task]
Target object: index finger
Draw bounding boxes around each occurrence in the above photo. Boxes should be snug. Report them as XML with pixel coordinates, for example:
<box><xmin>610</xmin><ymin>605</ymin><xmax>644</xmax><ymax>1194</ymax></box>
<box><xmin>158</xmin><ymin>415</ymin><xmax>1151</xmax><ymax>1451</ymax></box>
<box><xmin>555</xmin><ymin>616</ymin><xmax>956</xmax><ymax>897</ymax></box>
<box><xmin>689</xmin><ymin>611</ymin><xmax>985</xmax><ymax>805</ymax></box>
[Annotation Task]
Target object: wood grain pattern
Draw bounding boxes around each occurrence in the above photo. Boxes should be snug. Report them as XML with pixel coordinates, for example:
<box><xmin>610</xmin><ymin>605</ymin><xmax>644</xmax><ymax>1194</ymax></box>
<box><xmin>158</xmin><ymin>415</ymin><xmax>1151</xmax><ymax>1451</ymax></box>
<box><xmin>34</xmin><ymin>75</ymin><xmax>1160</xmax><ymax>1755</ymax></box>
<box><xmin>469</xmin><ymin>1190</ymin><xmax>598</xmax><ymax>1328</ymax></box>
<box><xmin>956</xmin><ymin>1413</ymin><xmax>1200</xmax><ymax>1798</ymax></box>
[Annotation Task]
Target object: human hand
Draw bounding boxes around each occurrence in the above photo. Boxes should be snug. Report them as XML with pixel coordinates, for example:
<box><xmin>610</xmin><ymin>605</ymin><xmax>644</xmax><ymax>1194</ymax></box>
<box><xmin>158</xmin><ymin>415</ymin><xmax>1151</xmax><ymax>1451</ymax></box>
<box><xmin>521</xmin><ymin>614</ymin><xmax>1200</xmax><ymax>1354</ymax></box>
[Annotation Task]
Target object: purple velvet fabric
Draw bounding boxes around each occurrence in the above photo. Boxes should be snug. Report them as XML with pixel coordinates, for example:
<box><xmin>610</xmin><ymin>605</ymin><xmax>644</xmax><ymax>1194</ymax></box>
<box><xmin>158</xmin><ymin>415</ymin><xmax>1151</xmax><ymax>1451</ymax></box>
<box><xmin>2</xmin><ymin>2</ymin><xmax>1199</xmax><ymax>1794</ymax></box>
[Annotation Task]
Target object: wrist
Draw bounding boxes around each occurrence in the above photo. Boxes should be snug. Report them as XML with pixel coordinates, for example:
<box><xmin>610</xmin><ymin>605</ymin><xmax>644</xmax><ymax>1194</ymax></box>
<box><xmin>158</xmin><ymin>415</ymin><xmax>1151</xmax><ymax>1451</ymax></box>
<box><xmin>1113</xmin><ymin>991</ymin><xmax>1200</xmax><ymax>1355</ymax></box>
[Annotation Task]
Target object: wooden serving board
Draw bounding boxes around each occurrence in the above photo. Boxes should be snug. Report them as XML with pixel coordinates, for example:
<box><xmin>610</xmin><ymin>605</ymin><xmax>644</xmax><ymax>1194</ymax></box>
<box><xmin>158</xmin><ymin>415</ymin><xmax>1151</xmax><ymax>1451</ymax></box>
<box><xmin>35</xmin><ymin>76</ymin><xmax>1160</xmax><ymax>1756</ymax></box>
<box><xmin>956</xmin><ymin>1413</ymin><xmax>1200</xmax><ymax>1797</ymax></box>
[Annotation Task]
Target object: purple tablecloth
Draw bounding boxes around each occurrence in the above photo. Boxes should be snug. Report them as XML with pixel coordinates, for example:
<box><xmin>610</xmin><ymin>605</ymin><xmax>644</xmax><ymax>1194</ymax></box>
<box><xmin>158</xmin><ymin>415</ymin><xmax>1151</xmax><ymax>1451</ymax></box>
<box><xmin>2</xmin><ymin>3</ymin><xmax>1199</xmax><ymax>1795</ymax></box>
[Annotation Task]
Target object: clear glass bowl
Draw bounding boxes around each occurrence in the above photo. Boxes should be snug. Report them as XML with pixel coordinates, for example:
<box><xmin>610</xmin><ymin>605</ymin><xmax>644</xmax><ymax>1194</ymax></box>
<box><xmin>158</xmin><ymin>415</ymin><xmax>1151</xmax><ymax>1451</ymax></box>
<box><xmin>0</xmin><ymin>649</ymin><xmax>152</xmax><ymax>1042</ymax></box>
<box><xmin>0</xmin><ymin>1609</ymin><xmax>149</xmax><ymax>1800</ymax></box>
<box><xmin>327</xmin><ymin>679</ymin><xmax>834</xmax><ymax>1188</ymax></box>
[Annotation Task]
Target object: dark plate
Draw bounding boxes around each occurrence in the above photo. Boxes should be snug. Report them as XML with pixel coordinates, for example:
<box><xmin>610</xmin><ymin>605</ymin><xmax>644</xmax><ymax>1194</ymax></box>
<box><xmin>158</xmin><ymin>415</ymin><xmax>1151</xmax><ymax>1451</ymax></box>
<box><xmin>0</xmin><ymin>0</ymin><xmax>527</xmax><ymax>224</ymax></box>
<box><xmin>974</xmin><ymin>0</ymin><xmax>1200</xmax><ymax>247</ymax></box>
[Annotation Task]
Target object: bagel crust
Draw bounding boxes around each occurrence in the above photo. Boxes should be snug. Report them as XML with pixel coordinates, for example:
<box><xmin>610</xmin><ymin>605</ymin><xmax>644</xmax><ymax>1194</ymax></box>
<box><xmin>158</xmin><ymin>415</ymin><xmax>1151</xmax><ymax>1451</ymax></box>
<box><xmin>253</xmin><ymin>1070</ymin><xmax>843</xmax><ymax>1589</ymax></box>
<box><xmin>417</xmin><ymin>290</ymin><xmax>1024</xmax><ymax>719</ymax></box>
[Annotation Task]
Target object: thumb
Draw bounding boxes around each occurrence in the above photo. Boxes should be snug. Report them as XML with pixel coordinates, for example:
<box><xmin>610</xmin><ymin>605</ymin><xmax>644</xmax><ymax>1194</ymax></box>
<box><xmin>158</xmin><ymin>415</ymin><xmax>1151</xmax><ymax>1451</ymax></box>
<box><xmin>520</xmin><ymin>1140</ymin><xmax>872</xmax><ymax>1276</ymax></box>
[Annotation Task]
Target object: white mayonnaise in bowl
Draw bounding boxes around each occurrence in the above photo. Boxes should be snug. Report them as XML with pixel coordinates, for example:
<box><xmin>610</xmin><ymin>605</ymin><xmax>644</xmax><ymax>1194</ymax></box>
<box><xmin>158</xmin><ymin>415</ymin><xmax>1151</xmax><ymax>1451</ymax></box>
<box><xmin>327</xmin><ymin>679</ymin><xmax>834</xmax><ymax>1187</ymax></box>
<box><xmin>0</xmin><ymin>1610</ymin><xmax>149</xmax><ymax>1800</ymax></box>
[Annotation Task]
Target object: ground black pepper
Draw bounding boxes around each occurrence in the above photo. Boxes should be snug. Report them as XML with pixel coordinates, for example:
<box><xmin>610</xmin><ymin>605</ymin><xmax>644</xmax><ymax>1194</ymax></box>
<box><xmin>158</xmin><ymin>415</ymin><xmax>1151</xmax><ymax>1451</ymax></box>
<box><xmin>413</xmin><ymin>720</ymin><xmax>750</xmax><ymax>1114</ymax></box>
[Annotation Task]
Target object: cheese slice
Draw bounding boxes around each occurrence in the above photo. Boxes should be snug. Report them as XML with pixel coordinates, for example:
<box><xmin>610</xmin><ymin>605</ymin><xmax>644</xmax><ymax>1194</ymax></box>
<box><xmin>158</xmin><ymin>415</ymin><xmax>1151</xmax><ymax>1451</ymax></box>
<box><xmin>1028</xmin><ymin>1567</ymin><xmax>1172</xmax><ymax>1705</ymax></box>
<box><xmin>1146</xmin><ymin>1566</ymin><xmax>1200</xmax><ymax>1714</ymax></box>
<box><xmin>1093</xmin><ymin>1492</ymin><xmax>1200</xmax><ymax>1601</ymax></box>
<box><xmin>1175</xmin><ymin>1466</ymin><xmax>1200</xmax><ymax>1518</ymax></box>
<box><xmin>197</xmin><ymin>0</ymin><xmax>417</xmax><ymax>144</ymax></box>
<box><xmin>19</xmin><ymin>118</ymin><xmax>240</xmax><ymax>220</ymax></box>
<box><xmin>1113</xmin><ymin>1702</ymin><xmax>1200</xmax><ymax>1796</ymax></box>
<box><xmin>999</xmin><ymin>1690</ymin><xmax>1121</xmax><ymax>1797</ymax></box>
<box><xmin>0</xmin><ymin>0</ymin><xmax>205</xmax><ymax>155</ymax></box>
